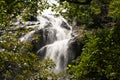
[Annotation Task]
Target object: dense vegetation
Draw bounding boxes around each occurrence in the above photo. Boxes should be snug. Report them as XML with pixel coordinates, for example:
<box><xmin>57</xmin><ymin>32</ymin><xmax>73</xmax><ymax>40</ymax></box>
<box><xmin>0</xmin><ymin>0</ymin><xmax>56</xmax><ymax>79</ymax></box>
<box><xmin>0</xmin><ymin>0</ymin><xmax>120</xmax><ymax>79</ymax></box>
<box><xmin>64</xmin><ymin>0</ymin><xmax>120</xmax><ymax>79</ymax></box>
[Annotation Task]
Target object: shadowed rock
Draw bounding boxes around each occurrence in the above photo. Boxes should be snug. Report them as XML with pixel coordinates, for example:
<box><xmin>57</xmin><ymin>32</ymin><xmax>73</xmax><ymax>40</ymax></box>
<box><xmin>61</xmin><ymin>21</ymin><xmax>71</xmax><ymax>30</ymax></box>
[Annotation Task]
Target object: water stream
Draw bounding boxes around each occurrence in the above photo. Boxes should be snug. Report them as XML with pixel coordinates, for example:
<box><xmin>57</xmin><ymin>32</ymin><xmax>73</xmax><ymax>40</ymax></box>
<box><xmin>20</xmin><ymin>0</ymin><xmax>75</xmax><ymax>74</ymax></box>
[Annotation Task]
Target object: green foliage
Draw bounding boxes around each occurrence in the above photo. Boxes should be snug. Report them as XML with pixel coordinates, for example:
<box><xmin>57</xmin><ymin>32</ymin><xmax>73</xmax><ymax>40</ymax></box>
<box><xmin>67</xmin><ymin>26</ymin><xmax>120</xmax><ymax>79</ymax></box>
<box><xmin>62</xmin><ymin>0</ymin><xmax>120</xmax><ymax>79</ymax></box>
<box><xmin>59</xmin><ymin>0</ymin><xmax>113</xmax><ymax>28</ymax></box>
<box><xmin>0</xmin><ymin>51</ymin><xmax>56</xmax><ymax>80</ymax></box>
<box><xmin>109</xmin><ymin>0</ymin><xmax>120</xmax><ymax>23</ymax></box>
<box><xmin>0</xmin><ymin>27</ymin><xmax>58</xmax><ymax>79</ymax></box>
<box><xmin>0</xmin><ymin>0</ymin><xmax>58</xmax><ymax>79</ymax></box>
<box><xmin>0</xmin><ymin>0</ymin><xmax>48</xmax><ymax>28</ymax></box>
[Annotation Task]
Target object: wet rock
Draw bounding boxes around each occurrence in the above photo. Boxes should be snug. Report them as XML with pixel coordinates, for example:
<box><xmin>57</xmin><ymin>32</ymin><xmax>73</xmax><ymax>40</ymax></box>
<box><xmin>61</xmin><ymin>21</ymin><xmax>71</xmax><ymax>30</ymax></box>
<box><xmin>68</xmin><ymin>38</ymin><xmax>84</xmax><ymax>60</ymax></box>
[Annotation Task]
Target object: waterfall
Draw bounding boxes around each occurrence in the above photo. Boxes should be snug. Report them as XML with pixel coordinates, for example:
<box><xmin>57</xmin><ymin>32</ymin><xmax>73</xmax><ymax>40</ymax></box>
<box><xmin>20</xmin><ymin>0</ymin><xmax>76</xmax><ymax>74</ymax></box>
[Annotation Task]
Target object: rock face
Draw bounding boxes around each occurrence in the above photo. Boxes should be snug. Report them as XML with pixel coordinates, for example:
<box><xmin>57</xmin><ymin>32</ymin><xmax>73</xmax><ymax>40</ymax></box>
<box><xmin>20</xmin><ymin>14</ymin><xmax>81</xmax><ymax>73</ymax></box>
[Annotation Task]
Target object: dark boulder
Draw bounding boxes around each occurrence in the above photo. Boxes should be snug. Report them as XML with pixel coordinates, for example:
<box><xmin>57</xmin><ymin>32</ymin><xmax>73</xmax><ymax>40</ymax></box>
<box><xmin>61</xmin><ymin>21</ymin><xmax>71</xmax><ymax>30</ymax></box>
<box><xmin>68</xmin><ymin>38</ymin><xmax>84</xmax><ymax>62</ymax></box>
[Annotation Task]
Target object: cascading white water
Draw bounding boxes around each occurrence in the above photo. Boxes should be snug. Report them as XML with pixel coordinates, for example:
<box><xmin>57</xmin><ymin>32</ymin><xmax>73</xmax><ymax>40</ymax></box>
<box><xmin>20</xmin><ymin>14</ymin><xmax>73</xmax><ymax>73</ymax></box>
<box><xmin>20</xmin><ymin>0</ymin><xmax>75</xmax><ymax>74</ymax></box>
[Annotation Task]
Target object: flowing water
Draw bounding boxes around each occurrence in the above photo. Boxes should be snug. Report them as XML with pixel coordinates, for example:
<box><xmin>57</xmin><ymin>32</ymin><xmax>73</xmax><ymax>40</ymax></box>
<box><xmin>20</xmin><ymin>0</ymin><xmax>75</xmax><ymax>74</ymax></box>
